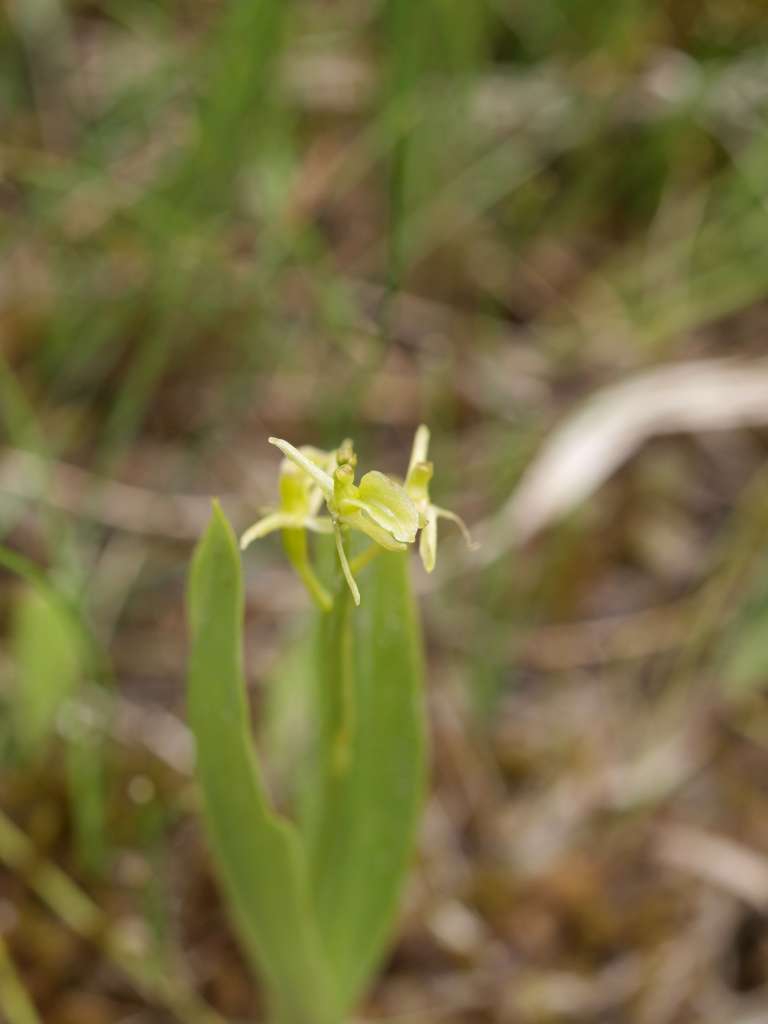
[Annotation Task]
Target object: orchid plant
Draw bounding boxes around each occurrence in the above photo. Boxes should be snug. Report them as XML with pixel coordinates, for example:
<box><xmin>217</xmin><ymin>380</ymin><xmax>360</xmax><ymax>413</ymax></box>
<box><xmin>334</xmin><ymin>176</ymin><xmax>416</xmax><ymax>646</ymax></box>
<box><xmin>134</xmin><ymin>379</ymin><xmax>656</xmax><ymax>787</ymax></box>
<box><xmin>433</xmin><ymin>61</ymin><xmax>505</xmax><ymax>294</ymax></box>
<box><xmin>187</xmin><ymin>427</ymin><xmax>473</xmax><ymax>1024</ymax></box>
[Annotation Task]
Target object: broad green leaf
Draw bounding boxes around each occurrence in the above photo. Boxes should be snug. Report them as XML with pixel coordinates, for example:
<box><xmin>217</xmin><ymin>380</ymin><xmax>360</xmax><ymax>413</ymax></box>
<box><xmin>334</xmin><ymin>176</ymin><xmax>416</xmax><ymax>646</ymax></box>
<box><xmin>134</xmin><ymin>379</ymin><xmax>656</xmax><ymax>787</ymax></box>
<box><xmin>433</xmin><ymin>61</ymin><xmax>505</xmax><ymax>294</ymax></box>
<box><xmin>187</xmin><ymin>504</ymin><xmax>338</xmax><ymax>1024</ymax></box>
<box><xmin>302</xmin><ymin>550</ymin><xmax>426</xmax><ymax>1012</ymax></box>
<box><xmin>13</xmin><ymin>586</ymin><xmax>83</xmax><ymax>757</ymax></box>
<box><xmin>259</xmin><ymin>618</ymin><xmax>315</xmax><ymax>805</ymax></box>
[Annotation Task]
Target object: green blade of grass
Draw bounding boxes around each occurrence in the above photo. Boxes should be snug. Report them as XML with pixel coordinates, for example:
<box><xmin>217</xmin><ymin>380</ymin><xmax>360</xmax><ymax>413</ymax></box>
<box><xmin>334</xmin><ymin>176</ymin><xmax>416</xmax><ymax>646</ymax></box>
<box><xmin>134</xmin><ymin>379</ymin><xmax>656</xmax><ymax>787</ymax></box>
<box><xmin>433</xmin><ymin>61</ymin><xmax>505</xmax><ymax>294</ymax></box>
<box><xmin>172</xmin><ymin>0</ymin><xmax>287</xmax><ymax>211</ymax></box>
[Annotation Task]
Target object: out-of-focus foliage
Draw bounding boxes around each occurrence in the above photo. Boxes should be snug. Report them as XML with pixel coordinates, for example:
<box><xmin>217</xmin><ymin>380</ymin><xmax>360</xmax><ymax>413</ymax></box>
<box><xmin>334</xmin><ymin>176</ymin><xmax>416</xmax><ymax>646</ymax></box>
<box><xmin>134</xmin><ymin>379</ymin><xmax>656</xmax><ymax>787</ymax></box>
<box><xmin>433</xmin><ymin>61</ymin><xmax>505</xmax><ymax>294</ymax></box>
<box><xmin>12</xmin><ymin>586</ymin><xmax>82</xmax><ymax>758</ymax></box>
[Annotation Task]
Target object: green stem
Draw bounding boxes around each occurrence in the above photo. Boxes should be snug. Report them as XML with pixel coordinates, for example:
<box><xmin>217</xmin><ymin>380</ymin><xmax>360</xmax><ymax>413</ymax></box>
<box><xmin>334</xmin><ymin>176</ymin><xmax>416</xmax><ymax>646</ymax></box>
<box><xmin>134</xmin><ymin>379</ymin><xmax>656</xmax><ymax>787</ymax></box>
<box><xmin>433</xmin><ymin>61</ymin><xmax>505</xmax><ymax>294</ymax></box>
<box><xmin>348</xmin><ymin>544</ymin><xmax>381</xmax><ymax>577</ymax></box>
<box><xmin>283</xmin><ymin>528</ymin><xmax>333</xmax><ymax>611</ymax></box>
<box><xmin>296</xmin><ymin>559</ymin><xmax>333</xmax><ymax>612</ymax></box>
<box><xmin>0</xmin><ymin>810</ymin><xmax>226</xmax><ymax>1024</ymax></box>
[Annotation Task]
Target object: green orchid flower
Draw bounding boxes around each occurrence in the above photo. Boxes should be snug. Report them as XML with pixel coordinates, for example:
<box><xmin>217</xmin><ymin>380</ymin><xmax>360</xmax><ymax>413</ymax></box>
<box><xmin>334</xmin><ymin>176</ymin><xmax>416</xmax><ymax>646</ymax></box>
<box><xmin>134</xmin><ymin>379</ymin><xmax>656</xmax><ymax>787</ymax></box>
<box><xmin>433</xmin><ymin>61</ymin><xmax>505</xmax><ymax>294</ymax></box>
<box><xmin>241</xmin><ymin>427</ymin><xmax>474</xmax><ymax>609</ymax></box>
<box><xmin>240</xmin><ymin>445</ymin><xmax>336</xmax><ymax>611</ymax></box>
<box><xmin>267</xmin><ymin>436</ymin><xmax>418</xmax><ymax>606</ymax></box>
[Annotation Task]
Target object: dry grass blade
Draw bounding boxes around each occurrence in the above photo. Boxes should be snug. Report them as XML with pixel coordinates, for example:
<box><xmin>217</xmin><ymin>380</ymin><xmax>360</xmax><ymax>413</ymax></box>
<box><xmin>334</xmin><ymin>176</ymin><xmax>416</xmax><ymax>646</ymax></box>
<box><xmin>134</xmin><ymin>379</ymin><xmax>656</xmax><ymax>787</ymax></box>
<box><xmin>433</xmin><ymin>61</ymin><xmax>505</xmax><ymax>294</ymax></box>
<box><xmin>656</xmin><ymin>824</ymin><xmax>768</xmax><ymax>911</ymax></box>
<box><xmin>477</xmin><ymin>358</ymin><xmax>768</xmax><ymax>563</ymax></box>
<box><xmin>0</xmin><ymin>448</ymin><xmax>245</xmax><ymax>540</ymax></box>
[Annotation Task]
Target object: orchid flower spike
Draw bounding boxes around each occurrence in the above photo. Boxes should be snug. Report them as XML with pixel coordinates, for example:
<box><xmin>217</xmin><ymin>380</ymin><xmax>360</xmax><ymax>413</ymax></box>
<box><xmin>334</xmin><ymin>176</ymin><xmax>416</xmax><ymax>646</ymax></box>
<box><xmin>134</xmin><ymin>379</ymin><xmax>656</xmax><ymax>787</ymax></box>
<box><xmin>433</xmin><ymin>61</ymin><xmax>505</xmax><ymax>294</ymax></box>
<box><xmin>240</xmin><ymin>427</ymin><xmax>474</xmax><ymax>609</ymax></box>
<box><xmin>267</xmin><ymin>436</ymin><xmax>419</xmax><ymax>606</ymax></box>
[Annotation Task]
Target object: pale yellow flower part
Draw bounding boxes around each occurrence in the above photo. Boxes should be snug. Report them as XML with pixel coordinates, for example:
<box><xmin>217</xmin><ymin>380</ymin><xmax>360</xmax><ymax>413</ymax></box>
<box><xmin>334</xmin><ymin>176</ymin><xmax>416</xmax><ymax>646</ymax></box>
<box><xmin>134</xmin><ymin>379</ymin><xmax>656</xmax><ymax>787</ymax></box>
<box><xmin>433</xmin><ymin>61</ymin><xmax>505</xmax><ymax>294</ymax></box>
<box><xmin>265</xmin><ymin>436</ymin><xmax>419</xmax><ymax>605</ymax></box>
<box><xmin>404</xmin><ymin>425</ymin><xmax>476</xmax><ymax>574</ymax></box>
<box><xmin>240</xmin><ymin>446</ymin><xmax>336</xmax><ymax>611</ymax></box>
<box><xmin>335</xmin><ymin>469</ymin><xmax>418</xmax><ymax>546</ymax></box>
<box><xmin>268</xmin><ymin>437</ymin><xmax>334</xmax><ymax>498</ymax></box>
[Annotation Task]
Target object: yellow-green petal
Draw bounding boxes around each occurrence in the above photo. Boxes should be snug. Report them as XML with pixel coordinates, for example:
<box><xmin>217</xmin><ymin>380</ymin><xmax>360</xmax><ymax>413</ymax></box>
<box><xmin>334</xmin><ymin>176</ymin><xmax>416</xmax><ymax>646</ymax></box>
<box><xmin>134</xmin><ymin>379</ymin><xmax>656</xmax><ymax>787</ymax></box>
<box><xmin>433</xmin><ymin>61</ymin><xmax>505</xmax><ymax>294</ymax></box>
<box><xmin>269</xmin><ymin>437</ymin><xmax>334</xmax><ymax>498</ymax></box>
<box><xmin>279</xmin><ymin>465</ymin><xmax>313</xmax><ymax>517</ymax></box>
<box><xmin>405</xmin><ymin>462</ymin><xmax>434</xmax><ymax>524</ymax></box>
<box><xmin>240</xmin><ymin>513</ymin><xmax>332</xmax><ymax>551</ymax></box>
<box><xmin>338</xmin><ymin>509</ymin><xmax>408</xmax><ymax>552</ymax></box>
<box><xmin>353</xmin><ymin>471</ymin><xmax>418</xmax><ymax>544</ymax></box>
<box><xmin>419</xmin><ymin>506</ymin><xmax>438</xmax><ymax>573</ymax></box>
<box><xmin>435</xmin><ymin>506</ymin><xmax>477</xmax><ymax>549</ymax></box>
<box><xmin>240</xmin><ymin>513</ymin><xmax>298</xmax><ymax>549</ymax></box>
<box><xmin>334</xmin><ymin>525</ymin><xmax>360</xmax><ymax>606</ymax></box>
<box><xmin>407</xmin><ymin>424</ymin><xmax>431</xmax><ymax>479</ymax></box>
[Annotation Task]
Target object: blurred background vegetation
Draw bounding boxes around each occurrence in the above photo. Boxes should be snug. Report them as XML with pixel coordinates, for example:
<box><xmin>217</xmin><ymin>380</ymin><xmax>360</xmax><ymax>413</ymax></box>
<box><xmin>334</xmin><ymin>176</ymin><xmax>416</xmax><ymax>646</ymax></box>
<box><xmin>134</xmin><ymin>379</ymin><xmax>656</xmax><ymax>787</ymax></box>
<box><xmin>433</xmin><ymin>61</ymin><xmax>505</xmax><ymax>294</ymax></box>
<box><xmin>4</xmin><ymin>0</ymin><xmax>768</xmax><ymax>1021</ymax></box>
